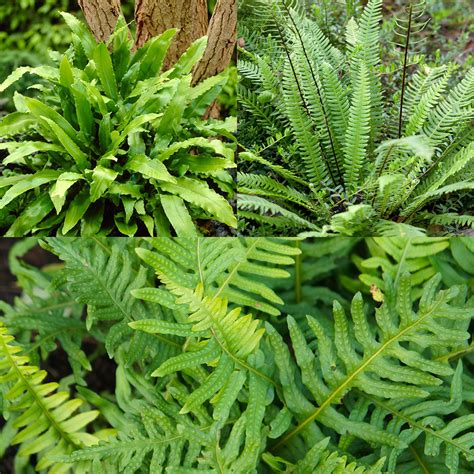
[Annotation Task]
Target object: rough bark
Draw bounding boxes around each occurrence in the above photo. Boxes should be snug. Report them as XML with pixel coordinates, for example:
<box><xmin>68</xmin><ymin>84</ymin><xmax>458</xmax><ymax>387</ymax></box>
<box><xmin>134</xmin><ymin>0</ymin><xmax>209</xmax><ymax>69</ymax></box>
<box><xmin>193</xmin><ymin>0</ymin><xmax>237</xmax><ymax>84</ymax></box>
<box><xmin>78</xmin><ymin>0</ymin><xmax>123</xmax><ymax>43</ymax></box>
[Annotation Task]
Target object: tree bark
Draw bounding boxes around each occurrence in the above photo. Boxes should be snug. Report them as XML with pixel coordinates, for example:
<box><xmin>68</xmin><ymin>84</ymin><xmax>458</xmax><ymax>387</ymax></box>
<box><xmin>79</xmin><ymin>0</ymin><xmax>236</xmax><ymax>85</ymax></box>
<box><xmin>192</xmin><ymin>0</ymin><xmax>237</xmax><ymax>83</ymax></box>
<box><xmin>78</xmin><ymin>0</ymin><xmax>123</xmax><ymax>43</ymax></box>
<box><xmin>134</xmin><ymin>0</ymin><xmax>209</xmax><ymax>69</ymax></box>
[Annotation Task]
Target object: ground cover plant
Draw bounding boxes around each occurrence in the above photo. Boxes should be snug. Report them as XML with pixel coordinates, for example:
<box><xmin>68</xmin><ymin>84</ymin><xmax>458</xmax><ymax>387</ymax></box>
<box><xmin>237</xmin><ymin>0</ymin><xmax>474</xmax><ymax>236</ymax></box>
<box><xmin>0</xmin><ymin>5</ymin><xmax>237</xmax><ymax>237</ymax></box>
<box><xmin>0</xmin><ymin>236</ymin><xmax>473</xmax><ymax>472</ymax></box>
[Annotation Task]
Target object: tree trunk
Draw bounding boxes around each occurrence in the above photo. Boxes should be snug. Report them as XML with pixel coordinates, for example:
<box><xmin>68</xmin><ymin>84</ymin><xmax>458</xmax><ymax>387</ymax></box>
<box><xmin>78</xmin><ymin>0</ymin><xmax>123</xmax><ymax>43</ymax></box>
<box><xmin>192</xmin><ymin>0</ymin><xmax>237</xmax><ymax>83</ymax></box>
<box><xmin>79</xmin><ymin>0</ymin><xmax>236</xmax><ymax>84</ymax></box>
<box><xmin>134</xmin><ymin>0</ymin><xmax>209</xmax><ymax>69</ymax></box>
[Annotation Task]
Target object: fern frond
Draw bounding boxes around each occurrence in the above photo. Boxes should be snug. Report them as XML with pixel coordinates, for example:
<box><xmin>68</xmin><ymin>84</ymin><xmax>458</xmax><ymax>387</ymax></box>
<box><xmin>269</xmin><ymin>273</ymin><xmax>473</xmax><ymax>456</ymax></box>
<box><xmin>402</xmin><ymin>181</ymin><xmax>474</xmax><ymax>220</ymax></box>
<box><xmin>57</xmin><ymin>402</ymin><xmax>214</xmax><ymax>473</ymax></box>
<box><xmin>428</xmin><ymin>213</ymin><xmax>474</xmax><ymax>229</ymax></box>
<box><xmin>132</xmin><ymin>284</ymin><xmax>264</xmax><ymax>363</ymax></box>
<box><xmin>344</xmin><ymin>62</ymin><xmax>372</xmax><ymax>191</ymax></box>
<box><xmin>43</xmin><ymin>238</ymin><xmax>178</xmax><ymax>364</ymax></box>
<box><xmin>134</xmin><ymin>237</ymin><xmax>300</xmax><ymax>316</ymax></box>
<box><xmin>422</xmin><ymin>67</ymin><xmax>474</xmax><ymax>149</ymax></box>
<box><xmin>238</xmin><ymin>172</ymin><xmax>319</xmax><ymax>213</ymax></box>
<box><xmin>374</xmin><ymin>220</ymin><xmax>427</xmax><ymax>237</ymax></box>
<box><xmin>404</xmin><ymin>66</ymin><xmax>452</xmax><ymax>136</ymax></box>
<box><xmin>0</xmin><ymin>324</ymin><xmax>100</xmax><ymax>472</ymax></box>
<box><xmin>410</xmin><ymin>142</ymin><xmax>474</xmax><ymax>204</ymax></box>
<box><xmin>374</xmin><ymin>362</ymin><xmax>474</xmax><ymax>473</ymax></box>
<box><xmin>351</xmin><ymin>0</ymin><xmax>383</xmax><ymax>148</ymax></box>
<box><xmin>281</xmin><ymin>58</ymin><xmax>329</xmax><ymax>186</ymax></box>
<box><xmin>238</xmin><ymin>194</ymin><xmax>320</xmax><ymax>231</ymax></box>
<box><xmin>358</xmin><ymin>237</ymin><xmax>449</xmax><ymax>298</ymax></box>
<box><xmin>239</xmin><ymin>151</ymin><xmax>310</xmax><ymax>187</ymax></box>
<box><xmin>263</xmin><ymin>437</ymin><xmax>386</xmax><ymax>473</ymax></box>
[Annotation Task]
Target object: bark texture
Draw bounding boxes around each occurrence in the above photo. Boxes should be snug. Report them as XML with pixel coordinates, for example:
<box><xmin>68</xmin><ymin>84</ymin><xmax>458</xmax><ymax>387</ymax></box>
<box><xmin>78</xmin><ymin>0</ymin><xmax>123</xmax><ymax>43</ymax></box>
<box><xmin>193</xmin><ymin>0</ymin><xmax>237</xmax><ymax>83</ymax></box>
<box><xmin>134</xmin><ymin>0</ymin><xmax>209</xmax><ymax>68</ymax></box>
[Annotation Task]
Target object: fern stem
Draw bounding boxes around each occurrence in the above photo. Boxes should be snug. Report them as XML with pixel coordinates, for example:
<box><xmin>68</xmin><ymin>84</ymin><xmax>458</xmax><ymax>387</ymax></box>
<box><xmin>213</xmin><ymin>239</ymin><xmax>260</xmax><ymax>299</ymax></box>
<box><xmin>282</xmin><ymin>3</ymin><xmax>345</xmax><ymax>190</ymax></box>
<box><xmin>435</xmin><ymin>343</ymin><xmax>474</xmax><ymax>362</ymax></box>
<box><xmin>210</xmin><ymin>327</ymin><xmax>277</xmax><ymax>388</ymax></box>
<box><xmin>409</xmin><ymin>446</ymin><xmax>430</xmax><ymax>474</ymax></box>
<box><xmin>398</xmin><ymin>4</ymin><xmax>413</xmax><ymax>138</ymax></box>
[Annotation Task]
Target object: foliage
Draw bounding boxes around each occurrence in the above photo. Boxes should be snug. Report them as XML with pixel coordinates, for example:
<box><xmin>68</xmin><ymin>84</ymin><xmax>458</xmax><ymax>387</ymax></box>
<box><xmin>0</xmin><ymin>14</ymin><xmax>236</xmax><ymax>236</ymax></box>
<box><xmin>237</xmin><ymin>0</ymin><xmax>474</xmax><ymax>236</ymax></box>
<box><xmin>0</xmin><ymin>236</ymin><xmax>473</xmax><ymax>472</ymax></box>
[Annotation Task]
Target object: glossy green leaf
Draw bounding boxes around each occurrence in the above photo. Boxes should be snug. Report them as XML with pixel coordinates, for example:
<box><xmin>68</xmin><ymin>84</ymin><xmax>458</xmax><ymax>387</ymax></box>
<box><xmin>49</xmin><ymin>172</ymin><xmax>83</xmax><ymax>213</ymax></box>
<box><xmin>62</xmin><ymin>190</ymin><xmax>91</xmax><ymax>234</ymax></box>
<box><xmin>0</xmin><ymin>170</ymin><xmax>61</xmax><ymax>209</ymax></box>
<box><xmin>125</xmin><ymin>154</ymin><xmax>176</xmax><ymax>183</ymax></box>
<box><xmin>5</xmin><ymin>194</ymin><xmax>54</xmax><ymax>237</ymax></box>
<box><xmin>160</xmin><ymin>194</ymin><xmax>197</xmax><ymax>237</ymax></box>
<box><xmin>90</xmin><ymin>166</ymin><xmax>119</xmax><ymax>202</ymax></box>
<box><xmin>93</xmin><ymin>42</ymin><xmax>119</xmax><ymax>101</ymax></box>
<box><xmin>160</xmin><ymin>177</ymin><xmax>237</xmax><ymax>228</ymax></box>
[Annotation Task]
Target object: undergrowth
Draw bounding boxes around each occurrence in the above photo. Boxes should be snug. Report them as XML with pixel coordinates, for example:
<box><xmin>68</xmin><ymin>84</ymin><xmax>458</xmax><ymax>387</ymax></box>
<box><xmin>0</xmin><ymin>236</ymin><xmax>473</xmax><ymax>472</ymax></box>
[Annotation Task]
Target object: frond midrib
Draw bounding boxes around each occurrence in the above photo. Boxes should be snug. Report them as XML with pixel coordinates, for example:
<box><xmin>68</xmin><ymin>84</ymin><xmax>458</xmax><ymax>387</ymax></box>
<box><xmin>0</xmin><ymin>334</ymin><xmax>77</xmax><ymax>448</ymax></box>
<box><xmin>361</xmin><ymin>392</ymin><xmax>473</xmax><ymax>458</ymax></box>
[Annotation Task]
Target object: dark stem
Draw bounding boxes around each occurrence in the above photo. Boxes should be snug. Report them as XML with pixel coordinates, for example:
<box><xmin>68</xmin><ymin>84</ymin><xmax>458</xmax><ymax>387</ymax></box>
<box><xmin>398</xmin><ymin>4</ymin><xmax>413</xmax><ymax>138</ymax></box>
<box><xmin>272</xmin><ymin>10</ymin><xmax>339</xmax><ymax>188</ymax></box>
<box><xmin>282</xmin><ymin>3</ymin><xmax>345</xmax><ymax>191</ymax></box>
<box><xmin>371</xmin><ymin>143</ymin><xmax>396</xmax><ymax>206</ymax></box>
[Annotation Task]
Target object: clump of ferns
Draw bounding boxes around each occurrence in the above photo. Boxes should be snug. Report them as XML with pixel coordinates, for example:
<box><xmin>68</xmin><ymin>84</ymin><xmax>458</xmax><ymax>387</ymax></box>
<box><xmin>237</xmin><ymin>0</ymin><xmax>474</xmax><ymax>235</ymax></box>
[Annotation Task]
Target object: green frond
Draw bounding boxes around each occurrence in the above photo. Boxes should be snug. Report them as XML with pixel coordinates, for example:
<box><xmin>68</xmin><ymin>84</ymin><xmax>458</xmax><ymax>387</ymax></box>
<box><xmin>239</xmin><ymin>151</ymin><xmax>310</xmax><ymax>187</ymax></box>
<box><xmin>238</xmin><ymin>194</ymin><xmax>320</xmax><ymax>231</ymax></box>
<box><xmin>281</xmin><ymin>58</ymin><xmax>329</xmax><ymax>186</ymax></box>
<box><xmin>404</xmin><ymin>66</ymin><xmax>452</xmax><ymax>136</ymax></box>
<box><xmin>422</xmin><ymin>67</ymin><xmax>474</xmax><ymax>149</ymax></box>
<box><xmin>263</xmin><ymin>437</ymin><xmax>385</xmax><ymax>472</ymax></box>
<box><xmin>238</xmin><ymin>172</ymin><xmax>319</xmax><ymax>213</ymax></box>
<box><xmin>268</xmin><ymin>273</ymin><xmax>473</xmax><ymax>458</ymax></box>
<box><xmin>0</xmin><ymin>324</ymin><xmax>100</xmax><ymax>472</ymax></box>
<box><xmin>351</xmin><ymin>0</ymin><xmax>383</xmax><ymax>147</ymax></box>
<box><xmin>358</xmin><ymin>237</ymin><xmax>450</xmax><ymax>298</ymax></box>
<box><xmin>373</xmin><ymin>220</ymin><xmax>427</xmax><ymax>237</ymax></box>
<box><xmin>402</xmin><ymin>181</ymin><xmax>474</xmax><ymax>220</ymax></box>
<box><xmin>56</xmin><ymin>402</ymin><xmax>212</xmax><ymax>473</ymax></box>
<box><xmin>409</xmin><ymin>142</ymin><xmax>474</xmax><ymax>204</ymax></box>
<box><xmin>343</xmin><ymin>62</ymin><xmax>372</xmax><ymax>191</ymax></box>
<box><xmin>132</xmin><ymin>284</ymin><xmax>264</xmax><ymax>361</ymax></box>
<box><xmin>134</xmin><ymin>237</ymin><xmax>300</xmax><ymax>316</ymax></box>
<box><xmin>376</xmin><ymin>362</ymin><xmax>474</xmax><ymax>473</ymax></box>
<box><xmin>428</xmin><ymin>213</ymin><xmax>474</xmax><ymax>229</ymax></box>
<box><xmin>42</xmin><ymin>238</ymin><xmax>177</xmax><ymax>363</ymax></box>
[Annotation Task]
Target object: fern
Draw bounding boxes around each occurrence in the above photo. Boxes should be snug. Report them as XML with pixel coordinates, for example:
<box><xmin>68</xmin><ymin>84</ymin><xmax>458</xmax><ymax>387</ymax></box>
<box><xmin>0</xmin><ymin>324</ymin><xmax>101</xmax><ymax>472</ymax></box>
<box><xmin>1</xmin><ymin>237</ymin><xmax>474</xmax><ymax>472</ymax></box>
<box><xmin>266</xmin><ymin>272</ymin><xmax>474</xmax><ymax>472</ymax></box>
<box><xmin>133</xmin><ymin>237</ymin><xmax>300</xmax><ymax>316</ymax></box>
<box><xmin>41</xmin><ymin>237</ymin><xmax>180</xmax><ymax>368</ymax></box>
<box><xmin>238</xmin><ymin>0</ymin><xmax>474</xmax><ymax>235</ymax></box>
